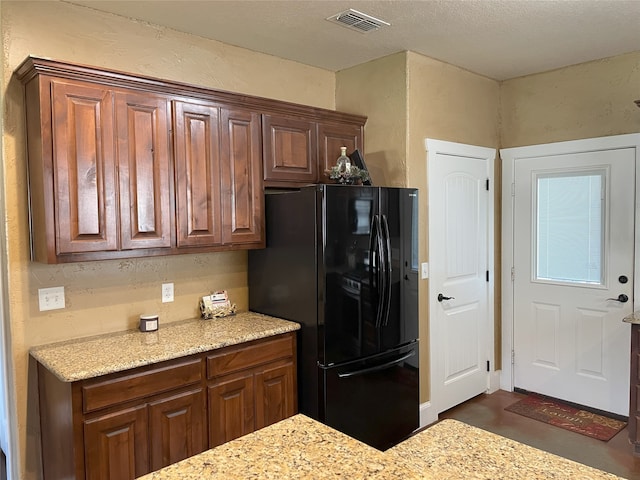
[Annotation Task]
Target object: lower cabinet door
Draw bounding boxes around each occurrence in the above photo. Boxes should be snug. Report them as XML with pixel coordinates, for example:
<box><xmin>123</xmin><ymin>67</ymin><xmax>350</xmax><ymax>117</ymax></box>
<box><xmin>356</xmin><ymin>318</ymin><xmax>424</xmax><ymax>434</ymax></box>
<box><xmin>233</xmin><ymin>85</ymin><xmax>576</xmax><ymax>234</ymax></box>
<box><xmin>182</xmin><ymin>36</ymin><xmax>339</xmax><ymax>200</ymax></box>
<box><xmin>255</xmin><ymin>361</ymin><xmax>296</xmax><ymax>430</ymax></box>
<box><xmin>148</xmin><ymin>389</ymin><xmax>207</xmax><ymax>471</ymax></box>
<box><xmin>631</xmin><ymin>324</ymin><xmax>640</xmax><ymax>454</ymax></box>
<box><xmin>84</xmin><ymin>405</ymin><xmax>149</xmax><ymax>480</ymax></box>
<box><xmin>208</xmin><ymin>373</ymin><xmax>255</xmax><ymax>447</ymax></box>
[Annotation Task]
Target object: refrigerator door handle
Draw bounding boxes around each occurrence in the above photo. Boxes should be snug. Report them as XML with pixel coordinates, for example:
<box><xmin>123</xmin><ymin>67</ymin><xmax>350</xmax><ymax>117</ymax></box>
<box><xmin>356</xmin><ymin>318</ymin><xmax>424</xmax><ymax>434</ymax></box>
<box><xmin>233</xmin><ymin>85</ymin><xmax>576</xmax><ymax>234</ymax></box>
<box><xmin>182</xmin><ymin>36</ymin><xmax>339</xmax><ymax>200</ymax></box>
<box><xmin>381</xmin><ymin>214</ymin><xmax>393</xmax><ymax>327</ymax></box>
<box><xmin>337</xmin><ymin>349</ymin><xmax>416</xmax><ymax>378</ymax></box>
<box><xmin>375</xmin><ymin>215</ymin><xmax>387</xmax><ymax>328</ymax></box>
<box><xmin>369</xmin><ymin>214</ymin><xmax>383</xmax><ymax>328</ymax></box>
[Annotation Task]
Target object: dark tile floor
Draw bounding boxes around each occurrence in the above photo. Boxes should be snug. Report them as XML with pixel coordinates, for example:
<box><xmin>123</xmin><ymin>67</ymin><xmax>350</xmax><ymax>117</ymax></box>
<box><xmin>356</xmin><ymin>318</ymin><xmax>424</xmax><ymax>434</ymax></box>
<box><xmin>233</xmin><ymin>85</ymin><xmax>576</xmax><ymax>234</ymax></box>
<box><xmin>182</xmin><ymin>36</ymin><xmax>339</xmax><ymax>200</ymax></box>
<box><xmin>439</xmin><ymin>390</ymin><xmax>640</xmax><ymax>479</ymax></box>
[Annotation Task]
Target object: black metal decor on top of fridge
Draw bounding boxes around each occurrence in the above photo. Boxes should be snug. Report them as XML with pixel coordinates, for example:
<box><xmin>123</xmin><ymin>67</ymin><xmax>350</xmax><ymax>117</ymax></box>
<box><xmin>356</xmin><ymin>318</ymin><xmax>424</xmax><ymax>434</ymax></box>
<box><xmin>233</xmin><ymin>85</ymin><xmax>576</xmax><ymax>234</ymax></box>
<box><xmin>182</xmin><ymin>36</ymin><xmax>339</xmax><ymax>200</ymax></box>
<box><xmin>249</xmin><ymin>184</ymin><xmax>419</xmax><ymax>451</ymax></box>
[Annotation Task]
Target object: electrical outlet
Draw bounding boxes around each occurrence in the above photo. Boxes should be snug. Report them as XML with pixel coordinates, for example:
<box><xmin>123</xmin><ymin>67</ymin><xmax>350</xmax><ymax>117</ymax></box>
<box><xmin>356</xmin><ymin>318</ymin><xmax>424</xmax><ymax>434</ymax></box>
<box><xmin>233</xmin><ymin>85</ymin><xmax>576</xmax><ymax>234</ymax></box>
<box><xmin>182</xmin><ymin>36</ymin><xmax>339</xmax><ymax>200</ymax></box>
<box><xmin>38</xmin><ymin>286</ymin><xmax>65</xmax><ymax>311</ymax></box>
<box><xmin>421</xmin><ymin>262</ymin><xmax>429</xmax><ymax>279</ymax></box>
<box><xmin>162</xmin><ymin>283</ymin><xmax>174</xmax><ymax>303</ymax></box>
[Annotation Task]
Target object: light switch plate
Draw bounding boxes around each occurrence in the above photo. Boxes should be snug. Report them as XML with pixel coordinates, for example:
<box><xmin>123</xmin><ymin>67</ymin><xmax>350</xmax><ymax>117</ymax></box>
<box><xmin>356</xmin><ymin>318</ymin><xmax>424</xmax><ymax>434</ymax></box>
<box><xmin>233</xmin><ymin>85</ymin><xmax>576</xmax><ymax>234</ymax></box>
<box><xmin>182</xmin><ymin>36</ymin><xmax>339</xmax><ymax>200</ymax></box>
<box><xmin>38</xmin><ymin>286</ymin><xmax>65</xmax><ymax>311</ymax></box>
<box><xmin>162</xmin><ymin>283</ymin><xmax>174</xmax><ymax>303</ymax></box>
<box><xmin>421</xmin><ymin>262</ymin><xmax>429</xmax><ymax>279</ymax></box>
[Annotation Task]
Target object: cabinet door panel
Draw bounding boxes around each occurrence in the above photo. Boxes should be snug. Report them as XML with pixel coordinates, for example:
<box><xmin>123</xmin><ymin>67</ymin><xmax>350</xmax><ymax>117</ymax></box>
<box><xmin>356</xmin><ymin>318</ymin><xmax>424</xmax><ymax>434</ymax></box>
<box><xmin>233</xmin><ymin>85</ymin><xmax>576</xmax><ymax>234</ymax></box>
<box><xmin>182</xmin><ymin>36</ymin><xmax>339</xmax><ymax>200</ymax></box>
<box><xmin>208</xmin><ymin>373</ymin><xmax>254</xmax><ymax>447</ymax></box>
<box><xmin>317</xmin><ymin>123</ymin><xmax>363</xmax><ymax>181</ymax></box>
<box><xmin>220</xmin><ymin>108</ymin><xmax>263</xmax><ymax>246</ymax></box>
<box><xmin>149</xmin><ymin>389</ymin><xmax>207</xmax><ymax>471</ymax></box>
<box><xmin>255</xmin><ymin>361</ymin><xmax>296</xmax><ymax>430</ymax></box>
<box><xmin>631</xmin><ymin>325</ymin><xmax>640</xmax><ymax>450</ymax></box>
<box><xmin>262</xmin><ymin>114</ymin><xmax>316</xmax><ymax>183</ymax></box>
<box><xmin>84</xmin><ymin>405</ymin><xmax>149</xmax><ymax>480</ymax></box>
<box><xmin>51</xmin><ymin>80</ymin><xmax>117</xmax><ymax>253</ymax></box>
<box><xmin>115</xmin><ymin>92</ymin><xmax>172</xmax><ymax>250</ymax></box>
<box><xmin>174</xmin><ymin>101</ymin><xmax>223</xmax><ymax>247</ymax></box>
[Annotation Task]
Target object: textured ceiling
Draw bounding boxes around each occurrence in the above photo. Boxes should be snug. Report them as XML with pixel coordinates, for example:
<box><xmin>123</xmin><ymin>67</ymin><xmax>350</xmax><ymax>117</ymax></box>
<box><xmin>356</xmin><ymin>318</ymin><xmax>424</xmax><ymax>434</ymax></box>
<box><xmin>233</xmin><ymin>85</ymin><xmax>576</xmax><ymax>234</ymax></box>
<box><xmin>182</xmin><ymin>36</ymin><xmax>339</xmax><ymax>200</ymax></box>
<box><xmin>66</xmin><ymin>0</ymin><xmax>640</xmax><ymax>80</ymax></box>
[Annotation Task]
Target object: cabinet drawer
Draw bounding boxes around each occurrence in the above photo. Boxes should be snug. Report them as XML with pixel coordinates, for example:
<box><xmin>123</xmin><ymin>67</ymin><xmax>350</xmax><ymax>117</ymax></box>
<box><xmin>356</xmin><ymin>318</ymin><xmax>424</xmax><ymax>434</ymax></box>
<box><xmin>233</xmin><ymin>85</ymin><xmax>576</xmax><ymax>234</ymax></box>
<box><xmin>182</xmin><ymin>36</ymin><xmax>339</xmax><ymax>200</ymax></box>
<box><xmin>82</xmin><ymin>358</ymin><xmax>202</xmax><ymax>413</ymax></box>
<box><xmin>207</xmin><ymin>334</ymin><xmax>293</xmax><ymax>379</ymax></box>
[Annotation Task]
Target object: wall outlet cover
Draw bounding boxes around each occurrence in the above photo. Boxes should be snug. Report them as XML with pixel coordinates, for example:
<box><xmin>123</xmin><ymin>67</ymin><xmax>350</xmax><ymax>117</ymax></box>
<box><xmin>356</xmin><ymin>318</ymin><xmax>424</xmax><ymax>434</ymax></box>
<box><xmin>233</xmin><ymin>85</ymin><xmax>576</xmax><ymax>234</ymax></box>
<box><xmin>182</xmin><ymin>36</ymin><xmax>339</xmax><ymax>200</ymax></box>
<box><xmin>38</xmin><ymin>286</ymin><xmax>65</xmax><ymax>311</ymax></box>
<box><xmin>162</xmin><ymin>283</ymin><xmax>174</xmax><ymax>303</ymax></box>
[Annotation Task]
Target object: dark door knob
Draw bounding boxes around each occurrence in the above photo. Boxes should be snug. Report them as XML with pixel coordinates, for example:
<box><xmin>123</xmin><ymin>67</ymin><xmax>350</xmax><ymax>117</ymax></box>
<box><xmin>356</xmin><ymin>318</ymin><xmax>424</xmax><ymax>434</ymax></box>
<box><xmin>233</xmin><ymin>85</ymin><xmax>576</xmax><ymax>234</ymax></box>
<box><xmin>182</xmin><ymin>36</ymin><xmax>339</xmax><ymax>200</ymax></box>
<box><xmin>606</xmin><ymin>294</ymin><xmax>629</xmax><ymax>303</ymax></box>
<box><xmin>437</xmin><ymin>293</ymin><xmax>455</xmax><ymax>302</ymax></box>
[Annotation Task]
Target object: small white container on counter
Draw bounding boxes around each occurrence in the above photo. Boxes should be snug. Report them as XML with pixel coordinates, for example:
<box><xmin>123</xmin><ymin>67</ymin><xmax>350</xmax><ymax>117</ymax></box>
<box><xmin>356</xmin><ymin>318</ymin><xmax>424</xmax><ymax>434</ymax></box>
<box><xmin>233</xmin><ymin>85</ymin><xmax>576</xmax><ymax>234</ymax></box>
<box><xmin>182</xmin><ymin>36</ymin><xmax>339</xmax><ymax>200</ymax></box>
<box><xmin>139</xmin><ymin>314</ymin><xmax>159</xmax><ymax>332</ymax></box>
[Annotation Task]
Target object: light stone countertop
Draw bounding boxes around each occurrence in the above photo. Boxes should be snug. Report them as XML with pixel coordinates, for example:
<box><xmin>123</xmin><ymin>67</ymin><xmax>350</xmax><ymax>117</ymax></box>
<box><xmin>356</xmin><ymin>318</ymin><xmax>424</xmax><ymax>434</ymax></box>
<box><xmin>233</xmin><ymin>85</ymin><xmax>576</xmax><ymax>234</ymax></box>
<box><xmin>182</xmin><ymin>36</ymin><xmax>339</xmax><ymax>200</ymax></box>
<box><xmin>623</xmin><ymin>312</ymin><xmax>640</xmax><ymax>325</ymax></box>
<box><xmin>137</xmin><ymin>416</ymin><xmax>625</xmax><ymax>480</ymax></box>
<box><xmin>30</xmin><ymin>312</ymin><xmax>300</xmax><ymax>382</ymax></box>
<box><xmin>388</xmin><ymin>419</ymin><xmax>624</xmax><ymax>480</ymax></box>
<box><xmin>137</xmin><ymin>414</ymin><xmax>421</xmax><ymax>480</ymax></box>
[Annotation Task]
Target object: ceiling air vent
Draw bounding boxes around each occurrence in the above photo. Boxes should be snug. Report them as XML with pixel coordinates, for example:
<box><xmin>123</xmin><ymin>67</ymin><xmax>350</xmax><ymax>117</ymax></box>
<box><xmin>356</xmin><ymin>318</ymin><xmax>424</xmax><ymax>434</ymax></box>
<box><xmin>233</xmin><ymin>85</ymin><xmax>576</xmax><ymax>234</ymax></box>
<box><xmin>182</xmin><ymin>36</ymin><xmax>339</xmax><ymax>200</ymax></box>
<box><xmin>326</xmin><ymin>9</ymin><xmax>390</xmax><ymax>33</ymax></box>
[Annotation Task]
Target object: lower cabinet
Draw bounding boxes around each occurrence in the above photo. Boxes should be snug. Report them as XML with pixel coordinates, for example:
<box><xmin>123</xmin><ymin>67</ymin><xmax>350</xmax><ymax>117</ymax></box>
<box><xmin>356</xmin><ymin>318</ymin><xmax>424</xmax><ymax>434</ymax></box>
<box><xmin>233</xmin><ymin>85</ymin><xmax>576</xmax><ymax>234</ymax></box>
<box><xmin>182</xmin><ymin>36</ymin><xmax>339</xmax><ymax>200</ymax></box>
<box><xmin>36</xmin><ymin>332</ymin><xmax>296</xmax><ymax>479</ymax></box>
<box><xmin>208</xmin><ymin>372</ymin><xmax>255</xmax><ymax>447</ymax></box>
<box><xmin>148</xmin><ymin>389</ymin><xmax>207</xmax><ymax>471</ymax></box>
<box><xmin>84</xmin><ymin>405</ymin><xmax>150</xmax><ymax>480</ymax></box>
<box><xmin>630</xmin><ymin>324</ymin><xmax>640</xmax><ymax>456</ymax></box>
<box><xmin>255</xmin><ymin>360</ymin><xmax>296</xmax><ymax>430</ymax></box>
<box><xmin>207</xmin><ymin>336</ymin><xmax>297</xmax><ymax>447</ymax></box>
<box><xmin>207</xmin><ymin>358</ymin><xmax>296</xmax><ymax>447</ymax></box>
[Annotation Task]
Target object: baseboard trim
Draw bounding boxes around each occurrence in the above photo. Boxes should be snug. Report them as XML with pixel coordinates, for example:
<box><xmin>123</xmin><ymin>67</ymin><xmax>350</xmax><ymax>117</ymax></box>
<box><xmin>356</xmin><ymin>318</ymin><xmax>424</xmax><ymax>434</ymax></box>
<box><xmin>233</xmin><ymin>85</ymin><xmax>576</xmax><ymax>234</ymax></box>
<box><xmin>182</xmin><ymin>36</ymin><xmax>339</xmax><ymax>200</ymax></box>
<box><xmin>420</xmin><ymin>401</ymin><xmax>438</xmax><ymax>428</ymax></box>
<box><xmin>488</xmin><ymin>370</ymin><xmax>501</xmax><ymax>394</ymax></box>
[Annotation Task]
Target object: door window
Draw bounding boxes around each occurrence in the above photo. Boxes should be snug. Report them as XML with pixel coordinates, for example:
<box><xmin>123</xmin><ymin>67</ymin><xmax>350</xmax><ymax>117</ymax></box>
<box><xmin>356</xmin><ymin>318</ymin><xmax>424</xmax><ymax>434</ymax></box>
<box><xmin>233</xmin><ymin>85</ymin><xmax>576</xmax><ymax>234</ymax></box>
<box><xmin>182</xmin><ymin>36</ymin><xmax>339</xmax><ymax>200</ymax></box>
<box><xmin>534</xmin><ymin>169</ymin><xmax>606</xmax><ymax>286</ymax></box>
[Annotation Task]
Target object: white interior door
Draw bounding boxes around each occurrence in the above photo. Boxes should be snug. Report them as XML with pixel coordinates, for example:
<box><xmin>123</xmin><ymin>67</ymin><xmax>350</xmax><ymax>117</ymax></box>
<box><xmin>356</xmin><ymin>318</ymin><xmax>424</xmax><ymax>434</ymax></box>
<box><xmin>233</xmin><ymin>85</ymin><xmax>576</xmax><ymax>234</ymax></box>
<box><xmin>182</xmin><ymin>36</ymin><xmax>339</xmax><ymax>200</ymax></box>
<box><xmin>511</xmin><ymin>147</ymin><xmax>634</xmax><ymax>416</ymax></box>
<box><xmin>427</xmin><ymin>139</ymin><xmax>495</xmax><ymax>415</ymax></box>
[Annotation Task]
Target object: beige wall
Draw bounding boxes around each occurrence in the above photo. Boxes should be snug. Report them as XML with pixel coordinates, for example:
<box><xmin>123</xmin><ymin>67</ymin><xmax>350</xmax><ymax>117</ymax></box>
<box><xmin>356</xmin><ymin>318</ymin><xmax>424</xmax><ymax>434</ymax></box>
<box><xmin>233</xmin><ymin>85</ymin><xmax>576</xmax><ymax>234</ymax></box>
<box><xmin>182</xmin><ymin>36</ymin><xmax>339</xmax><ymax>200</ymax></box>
<box><xmin>501</xmin><ymin>52</ymin><xmax>640</xmax><ymax>148</ymax></box>
<box><xmin>335</xmin><ymin>52</ymin><xmax>408</xmax><ymax>188</ymax></box>
<box><xmin>336</xmin><ymin>52</ymin><xmax>501</xmax><ymax>403</ymax></box>
<box><xmin>2</xmin><ymin>1</ymin><xmax>336</xmax><ymax>478</ymax></box>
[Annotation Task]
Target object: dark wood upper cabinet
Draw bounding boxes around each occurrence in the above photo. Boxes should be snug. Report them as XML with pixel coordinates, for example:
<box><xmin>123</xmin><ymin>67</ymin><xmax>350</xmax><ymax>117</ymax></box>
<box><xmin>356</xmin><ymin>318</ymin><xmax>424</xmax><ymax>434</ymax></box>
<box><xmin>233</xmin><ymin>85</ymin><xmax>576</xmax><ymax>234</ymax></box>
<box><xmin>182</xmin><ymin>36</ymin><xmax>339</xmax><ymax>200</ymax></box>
<box><xmin>262</xmin><ymin>114</ymin><xmax>365</xmax><ymax>188</ymax></box>
<box><xmin>262</xmin><ymin>114</ymin><xmax>317</xmax><ymax>185</ymax></box>
<box><xmin>220</xmin><ymin>108</ymin><xmax>264</xmax><ymax>246</ymax></box>
<box><xmin>16</xmin><ymin>56</ymin><xmax>365</xmax><ymax>262</ymax></box>
<box><xmin>115</xmin><ymin>92</ymin><xmax>173</xmax><ymax>251</ymax></box>
<box><xmin>50</xmin><ymin>80</ymin><xmax>118</xmax><ymax>256</ymax></box>
<box><xmin>317</xmin><ymin>122</ymin><xmax>363</xmax><ymax>179</ymax></box>
<box><xmin>173</xmin><ymin>100</ymin><xmax>223</xmax><ymax>248</ymax></box>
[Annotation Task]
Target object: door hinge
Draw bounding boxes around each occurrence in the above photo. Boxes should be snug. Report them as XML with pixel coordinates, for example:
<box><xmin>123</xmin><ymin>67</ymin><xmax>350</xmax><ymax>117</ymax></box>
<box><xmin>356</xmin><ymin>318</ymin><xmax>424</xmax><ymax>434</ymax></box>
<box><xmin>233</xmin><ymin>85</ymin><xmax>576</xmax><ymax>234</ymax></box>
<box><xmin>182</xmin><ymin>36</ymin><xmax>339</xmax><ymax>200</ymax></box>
<box><xmin>511</xmin><ymin>182</ymin><xmax>515</xmax><ymax>197</ymax></box>
<box><xmin>511</xmin><ymin>266</ymin><xmax>515</xmax><ymax>282</ymax></box>
<box><xmin>511</xmin><ymin>350</ymin><xmax>515</xmax><ymax>366</ymax></box>
<box><xmin>486</xmin><ymin>270</ymin><xmax>489</xmax><ymax>282</ymax></box>
<box><xmin>486</xmin><ymin>360</ymin><xmax>490</xmax><ymax>372</ymax></box>
<box><xmin>486</xmin><ymin>178</ymin><xmax>489</xmax><ymax>191</ymax></box>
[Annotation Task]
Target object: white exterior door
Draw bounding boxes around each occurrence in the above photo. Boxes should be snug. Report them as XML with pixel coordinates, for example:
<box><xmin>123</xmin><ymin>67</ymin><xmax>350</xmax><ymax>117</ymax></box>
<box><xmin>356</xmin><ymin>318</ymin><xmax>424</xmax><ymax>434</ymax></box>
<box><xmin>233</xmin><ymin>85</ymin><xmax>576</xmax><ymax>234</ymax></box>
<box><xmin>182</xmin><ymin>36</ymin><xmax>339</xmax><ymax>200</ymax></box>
<box><xmin>427</xmin><ymin>139</ymin><xmax>495</xmax><ymax>415</ymax></box>
<box><xmin>502</xmin><ymin>136</ymin><xmax>638</xmax><ymax>416</ymax></box>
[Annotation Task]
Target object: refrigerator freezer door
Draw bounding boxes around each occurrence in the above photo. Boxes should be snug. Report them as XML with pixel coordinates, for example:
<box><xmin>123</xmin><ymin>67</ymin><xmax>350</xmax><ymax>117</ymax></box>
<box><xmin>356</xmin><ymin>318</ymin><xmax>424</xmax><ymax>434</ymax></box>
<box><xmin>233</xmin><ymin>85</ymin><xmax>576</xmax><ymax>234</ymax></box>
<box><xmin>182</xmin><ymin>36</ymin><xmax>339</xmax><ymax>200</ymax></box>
<box><xmin>320</xmin><ymin>343</ymin><xmax>419</xmax><ymax>451</ymax></box>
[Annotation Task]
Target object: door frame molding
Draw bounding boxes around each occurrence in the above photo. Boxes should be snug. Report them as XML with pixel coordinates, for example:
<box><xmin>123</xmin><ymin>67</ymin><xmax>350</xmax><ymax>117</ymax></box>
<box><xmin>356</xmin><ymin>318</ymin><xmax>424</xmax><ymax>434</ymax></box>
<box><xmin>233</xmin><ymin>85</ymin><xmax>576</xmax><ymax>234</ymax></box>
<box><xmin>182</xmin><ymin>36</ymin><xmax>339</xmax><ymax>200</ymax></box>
<box><xmin>500</xmin><ymin>133</ymin><xmax>640</xmax><ymax>392</ymax></box>
<box><xmin>425</xmin><ymin>138</ymin><xmax>496</xmax><ymax>423</ymax></box>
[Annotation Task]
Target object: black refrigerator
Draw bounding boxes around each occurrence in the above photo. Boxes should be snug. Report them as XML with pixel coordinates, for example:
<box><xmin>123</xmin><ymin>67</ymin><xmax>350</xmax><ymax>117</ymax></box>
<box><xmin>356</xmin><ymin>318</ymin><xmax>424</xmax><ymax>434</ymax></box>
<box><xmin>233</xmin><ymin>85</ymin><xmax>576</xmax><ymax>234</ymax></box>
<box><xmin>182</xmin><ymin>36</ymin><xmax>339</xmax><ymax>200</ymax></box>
<box><xmin>249</xmin><ymin>184</ymin><xmax>419</xmax><ymax>450</ymax></box>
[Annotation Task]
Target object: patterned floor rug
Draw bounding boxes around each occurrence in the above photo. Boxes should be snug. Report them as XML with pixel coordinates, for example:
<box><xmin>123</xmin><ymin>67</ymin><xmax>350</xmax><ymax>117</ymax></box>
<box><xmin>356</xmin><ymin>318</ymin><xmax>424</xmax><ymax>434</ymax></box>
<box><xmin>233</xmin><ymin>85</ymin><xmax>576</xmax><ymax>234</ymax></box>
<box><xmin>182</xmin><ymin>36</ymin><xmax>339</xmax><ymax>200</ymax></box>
<box><xmin>505</xmin><ymin>393</ymin><xmax>627</xmax><ymax>441</ymax></box>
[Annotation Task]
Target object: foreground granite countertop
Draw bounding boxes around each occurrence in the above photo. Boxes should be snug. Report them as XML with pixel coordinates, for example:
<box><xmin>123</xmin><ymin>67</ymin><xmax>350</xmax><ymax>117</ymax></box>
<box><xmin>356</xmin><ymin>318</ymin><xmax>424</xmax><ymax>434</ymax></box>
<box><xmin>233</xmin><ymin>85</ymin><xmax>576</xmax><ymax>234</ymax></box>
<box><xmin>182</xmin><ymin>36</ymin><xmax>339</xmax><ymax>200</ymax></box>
<box><xmin>623</xmin><ymin>312</ymin><xmax>640</xmax><ymax>325</ymax></box>
<box><xmin>137</xmin><ymin>415</ymin><xmax>623</xmax><ymax>480</ymax></box>
<box><xmin>137</xmin><ymin>414</ymin><xmax>420</xmax><ymax>480</ymax></box>
<box><xmin>389</xmin><ymin>419</ymin><xmax>623</xmax><ymax>480</ymax></box>
<box><xmin>30</xmin><ymin>312</ymin><xmax>299</xmax><ymax>382</ymax></box>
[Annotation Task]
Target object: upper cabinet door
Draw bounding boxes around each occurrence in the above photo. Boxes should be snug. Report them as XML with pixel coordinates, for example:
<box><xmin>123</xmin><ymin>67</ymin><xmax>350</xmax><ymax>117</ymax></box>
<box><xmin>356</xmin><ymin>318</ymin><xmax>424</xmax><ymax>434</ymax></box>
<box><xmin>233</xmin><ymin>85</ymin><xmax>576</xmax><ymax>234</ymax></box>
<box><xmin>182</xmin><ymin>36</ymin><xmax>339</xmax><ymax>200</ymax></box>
<box><xmin>115</xmin><ymin>92</ymin><xmax>172</xmax><ymax>250</ymax></box>
<box><xmin>317</xmin><ymin>122</ymin><xmax>364</xmax><ymax>180</ymax></box>
<box><xmin>262</xmin><ymin>114</ymin><xmax>317</xmax><ymax>185</ymax></box>
<box><xmin>173</xmin><ymin>100</ymin><xmax>223</xmax><ymax>247</ymax></box>
<box><xmin>51</xmin><ymin>80</ymin><xmax>118</xmax><ymax>254</ymax></box>
<box><xmin>220</xmin><ymin>108</ymin><xmax>264</xmax><ymax>246</ymax></box>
